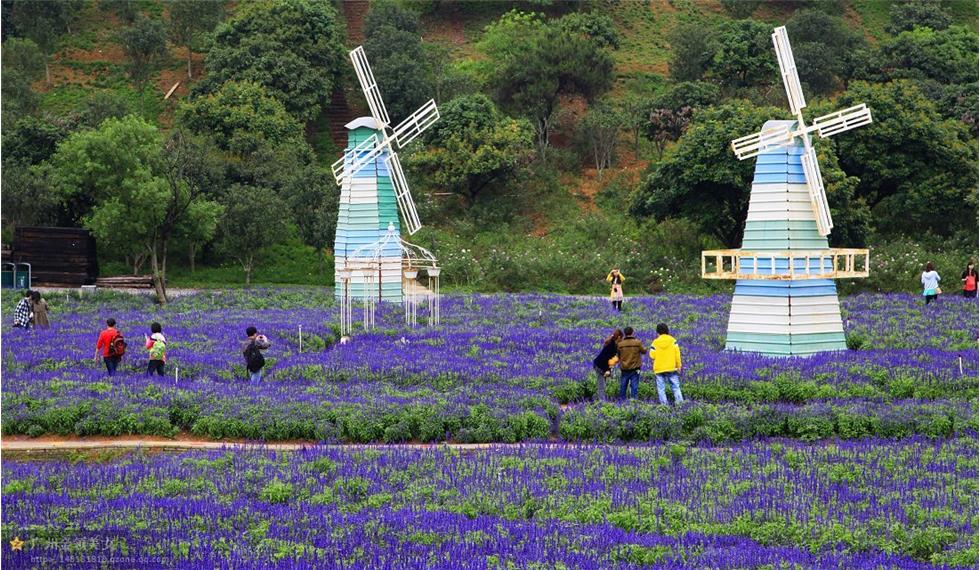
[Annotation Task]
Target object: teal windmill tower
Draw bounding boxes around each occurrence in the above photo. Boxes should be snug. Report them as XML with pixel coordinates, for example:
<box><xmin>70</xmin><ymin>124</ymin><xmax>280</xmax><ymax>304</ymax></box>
<box><xmin>701</xmin><ymin>26</ymin><xmax>872</xmax><ymax>356</ymax></box>
<box><xmin>331</xmin><ymin>47</ymin><xmax>440</xmax><ymax>303</ymax></box>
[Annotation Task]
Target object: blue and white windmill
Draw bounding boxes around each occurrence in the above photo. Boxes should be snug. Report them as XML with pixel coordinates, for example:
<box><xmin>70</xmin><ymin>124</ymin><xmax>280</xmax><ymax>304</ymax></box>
<box><xmin>332</xmin><ymin>46</ymin><xmax>439</xmax><ymax>303</ymax></box>
<box><xmin>702</xmin><ymin>26</ymin><xmax>873</xmax><ymax>356</ymax></box>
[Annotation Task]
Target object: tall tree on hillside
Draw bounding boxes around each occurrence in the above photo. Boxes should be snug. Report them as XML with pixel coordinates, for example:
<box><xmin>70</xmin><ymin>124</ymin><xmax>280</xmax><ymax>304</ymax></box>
<box><xmin>197</xmin><ymin>0</ymin><xmax>346</xmax><ymax>122</ymax></box>
<box><xmin>4</xmin><ymin>0</ymin><xmax>71</xmax><ymax>84</ymax></box>
<box><xmin>829</xmin><ymin>80</ymin><xmax>977</xmax><ymax>237</ymax></box>
<box><xmin>668</xmin><ymin>22</ymin><xmax>716</xmax><ymax>83</ymax></box>
<box><xmin>119</xmin><ymin>15</ymin><xmax>169</xmax><ymax>111</ymax></box>
<box><xmin>215</xmin><ymin>185</ymin><xmax>292</xmax><ymax>285</ymax></box>
<box><xmin>364</xmin><ymin>25</ymin><xmax>431</xmax><ymax>121</ymax></box>
<box><xmin>707</xmin><ymin>19</ymin><xmax>777</xmax><ymax>93</ymax></box>
<box><xmin>51</xmin><ymin>117</ymin><xmax>223</xmax><ymax>303</ymax></box>
<box><xmin>168</xmin><ymin>0</ymin><xmax>223</xmax><ymax>79</ymax></box>
<box><xmin>887</xmin><ymin>1</ymin><xmax>952</xmax><ymax>34</ymax></box>
<box><xmin>0</xmin><ymin>38</ymin><xmax>45</xmax><ymax>124</ymax></box>
<box><xmin>482</xmin><ymin>11</ymin><xmax>615</xmax><ymax>150</ymax></box>
<box><xmin>410</xmin><ymin>93</ymin><xmax>533</xmax><ymax>205</ymax></box>
<box><xmin>785</xmin><ymin>10</ymin><xmax>866</xmax><ymax>94</ymax></box>
<box><xmin>580</xmin><ymin>103</ymin><xmax>623</xmax><ymax>177</ymax></box>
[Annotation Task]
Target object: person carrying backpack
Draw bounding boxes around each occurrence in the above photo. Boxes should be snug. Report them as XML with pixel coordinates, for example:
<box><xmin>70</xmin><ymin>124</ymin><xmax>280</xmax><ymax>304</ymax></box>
<box><xmin>144</xmin><ymin>322</ymin><xmax>167</xmax><ymax>376</ymax></box>
<box><xmin>95</xmin><ymin>318</ymin><xmax>126</xmax><ymax>376</ymax></box>
<box><xmin>242</xmin><ymin>326</ymin><xmax>270</xmax><ymax>381</ymax></box>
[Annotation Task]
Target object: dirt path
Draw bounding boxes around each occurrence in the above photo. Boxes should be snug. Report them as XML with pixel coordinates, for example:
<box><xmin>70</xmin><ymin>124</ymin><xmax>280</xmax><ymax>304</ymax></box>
<box><xmin>0</xmin><ymin>435</ymin><xmax>530</xmax><ymax>454</ymax></box>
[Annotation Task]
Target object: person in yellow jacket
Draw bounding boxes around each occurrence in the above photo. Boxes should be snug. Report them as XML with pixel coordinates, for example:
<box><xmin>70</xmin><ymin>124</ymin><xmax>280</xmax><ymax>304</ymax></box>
<box><xmin>649</xmin><ymin>323</ymin><xmax>683</xmax><ymax>406</ymax></box>
<box><xmin>606</xmin><ymin>269</ymin><xmax>625</xmax><ymax>311</ymax></box>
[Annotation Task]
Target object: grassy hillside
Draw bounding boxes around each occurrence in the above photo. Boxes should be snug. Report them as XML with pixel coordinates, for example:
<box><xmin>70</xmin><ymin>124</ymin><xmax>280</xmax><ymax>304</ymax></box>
<box><xmin>10</xmin><ymin>0</ymin><xmax>979</xmax><ymax>292</ymax></box>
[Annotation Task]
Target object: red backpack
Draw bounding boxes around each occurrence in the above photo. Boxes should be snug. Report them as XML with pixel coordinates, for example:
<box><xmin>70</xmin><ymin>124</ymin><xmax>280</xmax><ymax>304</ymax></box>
<box><xmin>108</xmin><ymin>333</ymin><xmax>127</xmax><ymax>358</ymax></box>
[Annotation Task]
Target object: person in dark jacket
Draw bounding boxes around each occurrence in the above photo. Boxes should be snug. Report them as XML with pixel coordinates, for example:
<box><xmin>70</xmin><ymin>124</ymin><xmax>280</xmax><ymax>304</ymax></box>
<box><xmin>591</xmin><ymin>328</ymin><xmax>623</xmax><ymax>401</ymax></box>
<box><xmin>616</xmin><ymin>327</ymin><xmax>647</xmax><ymax>400</ymax></box>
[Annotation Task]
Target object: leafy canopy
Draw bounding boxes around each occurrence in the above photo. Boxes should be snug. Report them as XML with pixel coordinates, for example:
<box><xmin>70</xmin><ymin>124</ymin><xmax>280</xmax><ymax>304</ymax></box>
<box><xmin>197</xmin><ymin>0</ymin><xmax>346</xmax><ymax>122</ymax></box>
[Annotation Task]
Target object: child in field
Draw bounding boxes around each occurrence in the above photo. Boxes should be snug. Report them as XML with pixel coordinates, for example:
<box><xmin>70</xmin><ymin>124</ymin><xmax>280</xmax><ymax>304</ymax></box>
<box><xmin>961</xmin><ymin>261</ymin><xmax>977</xmax><ymax>298</ymax></box>
<box><xmin>649</xmin><ymin>323</ymin><xmax>683</xmax><ymax>406</ymax></box>
<box><xmin>13</xmin><ymin>290</ymin><xmax>32</xmax><ymax>329</ymax></box>
<box><xmin>145</xmin><ymin>322</ymin><xmax>167</xmax><ymax>376</ymax></box>
<box><xmin>30</xmin><ymin>291</ymin><xmax>49</xmax><ymax>329</ymax></box>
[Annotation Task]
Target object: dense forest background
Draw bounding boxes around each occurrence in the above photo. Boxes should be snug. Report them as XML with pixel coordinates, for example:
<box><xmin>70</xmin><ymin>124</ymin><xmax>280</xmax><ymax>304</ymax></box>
<box><xmin>1</xmin><ymin>0</ymin><xmax>977</xmax><ymax>300</ymax></box>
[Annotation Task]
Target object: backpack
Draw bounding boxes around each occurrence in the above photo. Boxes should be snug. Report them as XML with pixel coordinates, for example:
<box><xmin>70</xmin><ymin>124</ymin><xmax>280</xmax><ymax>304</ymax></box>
<box><xmin>148</xmin><ymin>338</ymin><xmax>166</xmax><ymax>361</ymax></box>
<box><xmin>108</xmin><ymin>333</ymin><xmax>127</xmax><ymax>358</ymax></box>
<box><xmin>244</xmin><ymin>341</ymin><xmax>265</xmax><ymax>372</ymax></box>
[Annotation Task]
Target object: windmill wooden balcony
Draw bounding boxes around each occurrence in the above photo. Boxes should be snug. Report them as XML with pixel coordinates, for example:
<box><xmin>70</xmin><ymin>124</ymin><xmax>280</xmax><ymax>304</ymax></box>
<box><xmin>701</xmin><ymin>248</ymin><xmax>870</xmax><ymax>281</ymax></box>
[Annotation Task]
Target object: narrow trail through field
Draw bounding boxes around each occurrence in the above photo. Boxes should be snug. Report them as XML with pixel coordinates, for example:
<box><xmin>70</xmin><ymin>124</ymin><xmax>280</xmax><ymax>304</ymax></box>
<box><xmin>0</xmin><ymin>435</ymin><xmax>565</xmax><ymax>454</ymax></box>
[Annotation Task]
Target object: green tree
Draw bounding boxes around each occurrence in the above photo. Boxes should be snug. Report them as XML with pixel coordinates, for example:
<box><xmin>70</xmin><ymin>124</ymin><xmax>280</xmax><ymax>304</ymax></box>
<box><xmin>829</xmin><ymin>80</ymin><xmax>977</xmax><ymax>237</ymax></box>
<box><xmin>881</xmin><ymin>26</ymin><xmax>978</xmax><ymax>85</ymax></box>
<box><xmin>198</xmin><ymin>0</ymin><xmax>347</xmax><ymax>122</ymax></box>
<box><xmin>51</xmin><ymin>117</ymin><xmax>222</xmax><ymax>302</ymax></box>
<box><xmin>644</xmin><ymin>82</ymin><xmax>718</xmax><ymax>158</ymax></box>
<box><xmin>364</xmin><ymin>25</ymin><xmax>431</xmax><ymax>121</ymax></box>
<box><xmin>0</xmin><ymin>38</ymin><xmax>46</xmax><ymax>125</ymax></box>
<box><xmin>410</xmin><ymin>93</ymin><xmax>533</xmax><ymax>205</ymax></box>
<box><xmin>482</xmin><ymin>11</ymin><xmax>614</xmax><ymax>149</ymax></box>
<box><xmin>632</xmin><ymin>102</ymin><xmax>869</xmax><ymax>247</ymax></box>
<box><xmin>887</xmin><ymin>1</ymin><xmax>952</xmax><ymax>34</ymax></box>
<box><xmin>177</xmin><ymin>81</ymin><xmax>305</xmax><ymax>154</ymax></box>
<box><xmin>668</xmin><ymin>23</ymin><xmax>716</xmax><ymax>83</ymax></box>
<box><xmin>785</xmin><ymin>10</ymin><xmax>866</xmax><ymax>94</ymax></box>
<box><xmin>119</xmin><ymin>15</ymin><xmax>169</xmax><ymax>109</ymax></box>
<box><xmin>1</xmin><ymin>116</ymin><xmax>70</xmax><ymax>165</ymax></box>
<box><xmin>720</xmin><ymin>0</ymin><xmax>760</xmax><ymax>19</ymax></box>
<box><xmin>1</xmin><ymin>160</ymin><xmax>61</xmax><ymax>229</ymax></box>
<box><xmin>363</xmin><ymin>1</ymin><xmax>421</xmax><ymax>36</ymax></box>
<box><xmin>579</xmin><ymin>103</ymin><xmax>624</xmax><ymax>177</ymax></box>
<box><xmin>4</xmin><ymin>0</ymin><xmax>71</xmax><ymax>83</ymax></box>
<box><xmin>215</xmin><ymin>185</ymin><xmax>292</xmax><ymax>285</ymax></box>
<box><xmin>168</xmin><ymin>0</ymin><xmax>223</xmax><ymax>79</ymax></box>
<box><xmin>707</xmin><ymin>19</ymin><xmax>777</xmax><ymax>93</ymax></box>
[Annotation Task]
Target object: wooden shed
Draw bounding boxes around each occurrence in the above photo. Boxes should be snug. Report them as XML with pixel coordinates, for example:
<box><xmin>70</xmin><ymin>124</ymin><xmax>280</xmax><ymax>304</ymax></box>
<box><xmin>10</xmin><ymin>227</ymin><xmax>99</xmax><ymax>286</ymax></box>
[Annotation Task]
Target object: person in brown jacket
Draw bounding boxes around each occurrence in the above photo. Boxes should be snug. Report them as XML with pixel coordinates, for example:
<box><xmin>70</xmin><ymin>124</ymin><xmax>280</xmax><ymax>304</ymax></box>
<box><xmin>30</xmin><ymin>291</ymin><xmax>49</xmax><ymax>328</ymax></box>
<box><xmin>616</xmin><ymin>326</ymin><xmax>647</xmax><ymax>400</ymax></box>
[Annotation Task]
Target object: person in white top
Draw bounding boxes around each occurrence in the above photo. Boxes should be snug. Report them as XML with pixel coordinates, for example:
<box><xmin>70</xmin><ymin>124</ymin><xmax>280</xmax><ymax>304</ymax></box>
<box><xmin>921</xmin><ymin>262</ymin><xmax>941</xmax><ymax>305</ymax></box>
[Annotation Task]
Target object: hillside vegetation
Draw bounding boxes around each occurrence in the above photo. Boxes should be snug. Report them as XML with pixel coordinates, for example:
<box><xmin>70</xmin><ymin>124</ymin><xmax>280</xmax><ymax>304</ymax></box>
<box><xmin>1</xmin><ymin>0</ymin><xmax>977</xmax><ymax>300</ymax></box>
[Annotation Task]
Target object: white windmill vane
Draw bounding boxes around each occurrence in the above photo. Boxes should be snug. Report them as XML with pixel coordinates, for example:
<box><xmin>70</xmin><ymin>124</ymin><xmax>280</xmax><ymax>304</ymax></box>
<box><xmin>331</xmin><ymin>46</ymin><xmax>439</xmax><ymax>235</ymax></box>
<box><xmin>730</xmin><ymin>26</ymin><xmax>872</xmax><ymax>236</ymax></box>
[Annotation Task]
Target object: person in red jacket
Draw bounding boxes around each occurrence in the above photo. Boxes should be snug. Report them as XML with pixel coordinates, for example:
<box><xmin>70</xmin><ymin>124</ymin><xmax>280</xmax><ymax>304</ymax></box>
<box><xmin>94</xmin><ymin>318</ymin><xmax>123</xmax><ymax>376</ymax></box>
<box><xmin>962</xmin><ymin>260</ymin><xmax>978</xmax><ymax>298</ymax></box>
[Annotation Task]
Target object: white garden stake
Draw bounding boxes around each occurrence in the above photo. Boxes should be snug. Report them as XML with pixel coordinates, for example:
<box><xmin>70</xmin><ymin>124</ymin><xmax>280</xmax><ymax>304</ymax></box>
<box><xmin>175</xmin><ymin>365</ymin><xmax>178</xmax><ymax>385</ymax></box>
<box><xmin>299</xmin><ymin>325</ymin><xmax>303</xmax><ymax>353</ymax></box>
<box><xmin>959</xmin><ymin>356</ymin><xmax>963</xmax><ymax>375</ymax></box>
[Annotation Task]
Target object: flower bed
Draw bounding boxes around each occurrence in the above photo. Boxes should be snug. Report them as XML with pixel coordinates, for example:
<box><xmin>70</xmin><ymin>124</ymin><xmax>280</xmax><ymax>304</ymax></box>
<box><xmin>2</xmin><ymin>290</ymin><xmax>976</xmax><ymax>443</ymax></box>
<box><xmin>2</xmin><ymin>438</ymin><xmax>976</xmax><ymax>568</ymax></box>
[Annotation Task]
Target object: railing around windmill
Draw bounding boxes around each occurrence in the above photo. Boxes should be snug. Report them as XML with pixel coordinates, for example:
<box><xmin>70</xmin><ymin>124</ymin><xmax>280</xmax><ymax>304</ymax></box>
<box><xmin>701</xmin><ymin>249</ymin><xmax>870</xmax><ymax>280</ymax></box>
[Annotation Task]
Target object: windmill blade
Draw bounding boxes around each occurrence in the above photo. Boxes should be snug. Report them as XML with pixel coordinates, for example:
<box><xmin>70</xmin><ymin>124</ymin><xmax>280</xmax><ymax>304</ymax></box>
<box><xmin>813</xmin><ymin>104</ymin><xmax>872</xmax><ymax>139</ymax></box>
<box><xmin>392</xmin><ymin>99</ymin><xmax>440</xmax><ymax>148</ymax></box>
<box><xmin>730</xmin><ymin>124</ymin><xmax>793</xmax><ymax>160</ymax></box>
<box><xmin>331</xmin><ymin>134</ymin><xmax>389</xmax><ymax>185</ymax></box>
<box><xmin>800</xmin><ymin>143</ymin><xmax>834</xmax><ymax>236</ymax></box>
<box><xmin>350</xmin><ymin>46</ymin><xmax>391</xmax><ymax>128</ymax></box>
<box><xmin>386</xmin><ymin>153</ymin><xmax>422</xmax><ymax>235</ymax></box>
<box><xmin>772</xmin><ymin>26</ymin><xmax>806</xmax><ymax>116</ymax></box>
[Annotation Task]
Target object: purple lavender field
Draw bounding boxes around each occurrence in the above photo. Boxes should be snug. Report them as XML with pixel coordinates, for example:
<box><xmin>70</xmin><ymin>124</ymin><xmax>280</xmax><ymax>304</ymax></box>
<box><xmin>2</xmin><ymin>290</ymin><xmax>977</xmax><ymax>568</ymax></box>
<box><xmin>2</xmin><ymin>438</ymin><xmax>977</xmax><ymax>568</ymax></box>
<box><xmin>2</xmin><ymin>290</ymin><xmax>977</xmax><ymax>443</ymax></box>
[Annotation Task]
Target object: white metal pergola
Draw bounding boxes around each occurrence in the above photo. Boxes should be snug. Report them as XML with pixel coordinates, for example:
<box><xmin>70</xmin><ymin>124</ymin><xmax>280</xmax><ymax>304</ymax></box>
<box><xmin>339</xmin><ymin>223</ymin><xmax>441</xmax><ymax>334</ymax></box>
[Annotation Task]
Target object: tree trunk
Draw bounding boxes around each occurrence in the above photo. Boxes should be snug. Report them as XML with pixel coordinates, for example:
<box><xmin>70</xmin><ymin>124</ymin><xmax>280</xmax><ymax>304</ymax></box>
<box><xmin>188</xmin><ymin>243</ymin><xmax>196</xmax><ymax>273</ymax></box>
<box><xmin>187</xmin><ymin>45</ymin><xmax>193</xmax><ymax>79</ymax></box>
<box><xmin>149</xmin><ymin>244</ymin><xmax>168</xmax><ymax>304</ymax></box>
<box><xmin>245</xmin><ymin>267</ymin><xmax>252</xmax><ymax>286</ymax></box>
<box><xmin>45</xmin><ymin>60</ymin><xmax>50</xmax><ymax>85</ymax></box>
